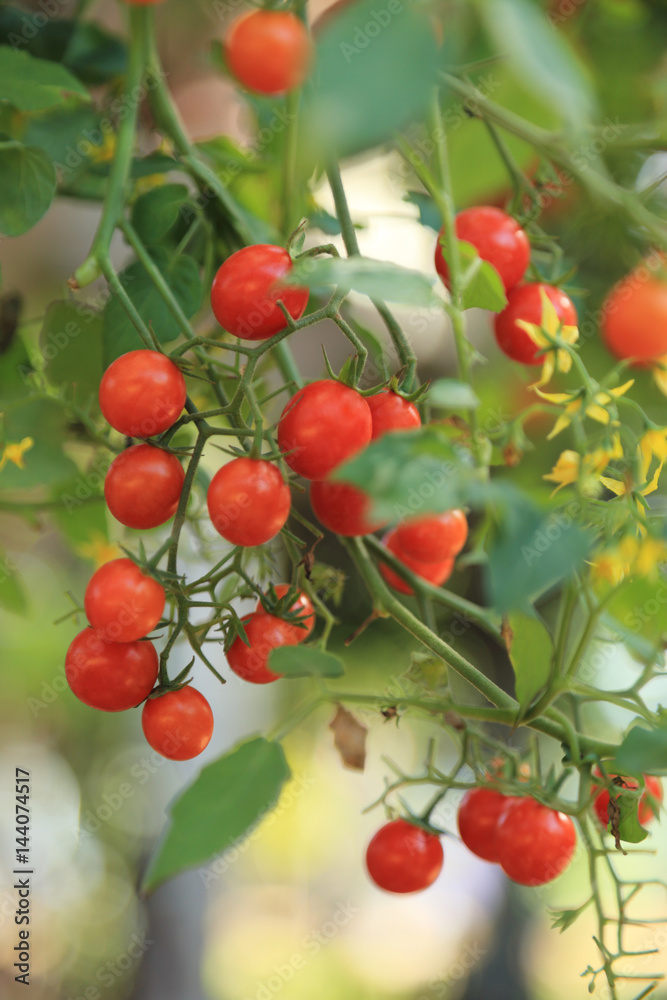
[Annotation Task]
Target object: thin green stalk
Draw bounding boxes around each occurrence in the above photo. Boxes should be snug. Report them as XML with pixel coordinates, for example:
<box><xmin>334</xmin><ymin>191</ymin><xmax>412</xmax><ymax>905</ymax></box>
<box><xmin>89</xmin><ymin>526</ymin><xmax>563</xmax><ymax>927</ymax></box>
<box><xmin>73</xmin><ymin>6</ymin><xmax>149</xmax><ymax>287</ymax></box>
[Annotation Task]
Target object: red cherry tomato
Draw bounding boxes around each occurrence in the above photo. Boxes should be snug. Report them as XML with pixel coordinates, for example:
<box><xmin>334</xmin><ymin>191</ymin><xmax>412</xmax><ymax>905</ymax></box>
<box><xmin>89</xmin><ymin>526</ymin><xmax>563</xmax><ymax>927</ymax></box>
<box><xmin>495</xmin><ymin>798</ymin><xmax>576</xmax><ymax>886</ymax></box>
<box><xmin>225</xmin><ymin>10</ymin><xmax>312</xmax><ymax>96</ymax></box>
<box><xmin>99</xmin><ymin>350</ymin><xmax>186</xmax><ymax>438</ymax></box>
<box><xmin>65</xmin><ymin>628</ymin><xmax>158</xmax><ymax>711</ymax></box>
<box><xmin>592</xmin><ymin>773</ymin><xmax>663</xmax><ymax>829</ymax></box>
<box><xmin>457</xmin><ymin>787</ymin><xmax>513</xmax><ymax>863</ymax></box>
<box><xmin>210</xmin><ymin>245</ymin><xmax>309</xmax><ymax>340</ymax></box>
<box><xmin>379</xmin><ymin>528</ymin><xmax>453</xmax><ymax>596</ymax></box>
<box><xmin>277</xmin><ymin>380</ymin><xmax>372</xmax><ymax>480</ymax></box>
<box><xmin>256</xmin><ymin>584</ymin><xmax>315</xmax><ymax>642</ymax></box>
<box><xmin>366</xmin><ymin>818</ymin><xmax>443</xmax><ymax>893</ymax></box>
<box><xmin>141</xmin><ymin>687</ymin><xmax>214</xmax><ymax>761</ymax></box>
<box><xmin>84</xmin><ymin>558</ymin><xmax>165</xmax><ymax>643</ymax></box>
<box><xmin>602</xmin><ymin>275</ymin><xmax>667</xmax><ymax>363</ymax></box>
<box><xmin>207</xmin><ymin>458</ymin><xmax>291</xmax><ymax>547</ymax></box>
<box><xmin>104</xmin><ymin>444</ymin><xmax>184</xmax><ymax>530</ymax></box>
<box><xmin>226</xmin><ymin>611</ymin><xmax>300</xmax><ymax>684</ymax></box>
<box><xmin>310</xmin><ymin>480</ymin><xmax>387</xmax><ymax>537</ymax></box>
<box><xmin>494</xmin><ymin>283</ymin><xmax>578</xmax><ymax>365</ymax></box>
<box><xmin>367</xmin><ymin>389</ymin><xmax>421</xmax><ymax>440</ymax></box>
<box><xmin>435</xmin><ymin>207</ymin><xmax>530</xmax><ymax>293</ymax></box>
<box><xmin>394</xmin><ymin>509</ymin><xmax>468</xmax><ymax>563</ymax></box>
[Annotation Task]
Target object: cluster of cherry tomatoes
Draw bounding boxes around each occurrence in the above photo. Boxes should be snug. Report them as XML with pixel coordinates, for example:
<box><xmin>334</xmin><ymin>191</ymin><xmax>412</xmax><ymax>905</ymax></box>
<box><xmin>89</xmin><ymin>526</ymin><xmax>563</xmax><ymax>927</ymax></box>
<box><xmin>435</xmin><ymin>205</ymin><xmax>578</xmax><ymax>365</ymax></box>
<box><xmin>366</xmin><ymin>768</ymin><xmax>663</xmax><ymax>893</ymax></box>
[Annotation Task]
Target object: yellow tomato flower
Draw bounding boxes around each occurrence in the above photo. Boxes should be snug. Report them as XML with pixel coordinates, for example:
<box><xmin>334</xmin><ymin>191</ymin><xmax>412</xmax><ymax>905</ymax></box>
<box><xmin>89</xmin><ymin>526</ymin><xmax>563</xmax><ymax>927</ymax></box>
<box><xmin>0</xmin><ymin>437</ymin><xmax>34</xmax><ymax>472</ymax></box>
<box><xmin>544</xmin><ymin>438</ymin><xmax>622</xmax><ymax>496</ymax></box>
<box><xmin>78</xmin><ymin>534</ymin><xmax>121</xmax><ymax>568</ymax></box>
<box><xmin>535</xmin><ymin>380</ymin><xmax>634</xmax><ymax>439</ymax></box>
<box><xmin>516</xmin><ymin>288</ymin><xmax>580</xmax><ymax>387</ymax></box>
<box><xmin>591</xmin><ymin>535</ymin><xmax>667</xmax><ymax>586</ymax></box>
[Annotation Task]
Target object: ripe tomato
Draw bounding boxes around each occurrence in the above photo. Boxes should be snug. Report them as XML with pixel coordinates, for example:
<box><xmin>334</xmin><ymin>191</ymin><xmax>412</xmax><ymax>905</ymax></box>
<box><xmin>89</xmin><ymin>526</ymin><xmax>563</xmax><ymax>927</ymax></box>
<box><xmin>394</xmin><ymin>509</ymin><xmax>468</xmax><ymax>563</ymax></box>
<box><xmin>227</xmin><ymin>611</ymin><xmax>300</xmax><ymax>684</ymax></box>
<box><xmin>593</xmin><ymin>773</ymin><xmax>663</xmax><ymax>829</ymax></box>
<box><xmin>494</xmin><ymin>283</ymin><xmax>578</xmax><ymax>365</ymax></box>
<box><xmin>256</xmin><ymin>584</ymin><xmax>315</xmax><ymax>642</ymax></box>
<box><xmin>457</xmin><ymin>787</ymin><xmax>513</xmax><ymax>863</ymax></box>
<box><xmin>141</xmin><ymin>687</ymin><xmax>214</xmax><ymax>761</ymax></box>
<box><xmin>310</xmin><ymin>480</ymin><xmax>387</xmax><ymax>537</ymax></box>
<box><xmin>277</xmin><ymin>380</ymin><xmax>372</xmax><ymax>480</ymax></box>
<box><xmin>65</xmin><ymin>628</ymin><xmax>158</xmax><ymax>711</ymax></box>
<box><xmin>99</xmin><ymin>350</ymin><xmax>186</xmax><ymax>438</ymax></box>
<box><xmin>104</xmin><ymin>444</ymin><xmax>184</xmax><ymax>530</ymax></box>
<box><xmin>210</xmin><ymin>245</ymin><xmax>309</xmax><ymax>340</ymax></box>
<box><xmin>84</xmin><ymin>558</ymin><xmax>165</xmax><ymax>643</ymax></box>
<box><xmin>207</xmin><ymin>457</ymin><xmax>291</xmax><ymax>547</ymax></box>
<box><xmin>367</xmin><ymin>389</ymin><xmax>421</xmax><ymax>439</ymax></box>
<box><xmin>224</xmin><ymin>10</ymin><xmax>312</xmax><ymax>95</ymax></box>
<box><xmin>602</xmin><ymin>275</ymin><xmax>667</xmax><ymax>363</ymax></box>
<box><xmin>379</xmin><ymin>528</ymin><xmax>454</xmax><ymax>596</ymax></box>
<box><xmin>366</xmin><ymin>818</ymin><xmax>443</xmax><ymax>893</ymax></box>
<box><xmin>435</xmin><ymin>207</ymin><xmax>530</xmax><ymax>293</ymax></box>
<box><xmin>495</xmin><ymin>798</ymin><xmax>576</xmax><ymax>886</ymax></box>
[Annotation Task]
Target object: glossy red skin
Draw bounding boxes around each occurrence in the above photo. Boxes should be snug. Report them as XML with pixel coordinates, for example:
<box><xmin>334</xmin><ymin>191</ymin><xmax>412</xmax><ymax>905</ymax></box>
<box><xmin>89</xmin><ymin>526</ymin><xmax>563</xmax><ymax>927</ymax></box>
<box><xmin>379</xmin><ymin>528</ymin><xmax>453</xmax><ymax>596</ymax></box>
<box><xmin>256</xmin><ymin>584</ymin><xmax>315</xmax><ymax>642</ymax></box>
<box><xmin>99</xmin><ymin>351</ymin><xmax>186</xmax><ymax>438</ymax></box>
<box><xmin>394</xmin><ymin>509</ymin><xmax>468</xmax><ymax>564</ymax></box>
<box><xmin>278</xmin><ymin>380</ymin><xmax>372</xmax><ymax>480</ymax></box>
<box><xmin>494</xmin><ymin>283</ymin><xmax>578</xmax><ymax>365</ymax></box>
<box><xmin>210</xmin><ymin>245</ymin><xmax>309</xmax><ymax>340</ymax></box>
<box><xmin>225</xmin><ymin>10</ymin><xmax>312</xmax><ymax>96</ymax></box>
<box><xmin>602</xmin><ymin>276</ymin><xmax>667</xmax><ymax>363</ymax></box>
<box><xmin>593</xmin><ymin>774</ymin><xmax>663</xmax><ymax>829</ymax></box>
<box><xmin>366</xmin><ymin>818</ymin><xmax>444</xmax><ymax>893</ymax></box>
<box><xmin>142</xmin><ymin>687</ymin><xmax>214</xmax><ymax>761</ymax></box>
<box><xmin>207</xmin><ymin>458</ymin><xmax>291</xmax><ymax>547</ymax></box>
<box><xmin>104</xmin><ymin>444</ymin><xmax>184</xmax><ymax>530</ymax></box>
<box><xmin>496</xmin><ymin>798</ymin><xmax>576</xmax><ymax>886</ymax></box>
<box><xmin>227</xmin><ymin>611</ymin><xmax>300</xmax><ymax>684</ymax></box>
<box><xmin>367</xmin><ymin>390</ymin><xmax>421</xmax><ymax>440</ymax></box>
<box><xmin>310</xmin><ymin>480</ymin><xmax>387</xmax><ymax>537</ymax></box>
<box><xmin>435</xmin><ymin>207</ymin><xmax>530</xmax><ymax>293</ymax></box>
<box><xmin>457</xmin><ymin>787</ymin><xmax>513</xmax><ymax>863</ymax></box>
<box><xmin>65</xmin><ymin>628</ymin><xmax>158</xmax><ymax>711</ymax></box>
<box><xmin>84</xmin><ymin>558</ymin><xmax>166</xmax><ymax>643</ymax></box>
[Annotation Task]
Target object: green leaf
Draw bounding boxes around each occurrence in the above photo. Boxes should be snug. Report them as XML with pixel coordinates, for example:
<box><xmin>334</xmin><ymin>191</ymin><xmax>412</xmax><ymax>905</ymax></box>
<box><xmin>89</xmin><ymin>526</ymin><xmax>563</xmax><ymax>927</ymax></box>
<box><xmin>333</xmin><ymin>426</ymin><xmax>474</xmax><ymax>522</ymax></box>
<box><xmin>614</xmin><ymin>725</ymin><xmax>667</xmax><ymax>776</ymax></box>
<box><xmin>103</xmin><ymin>251</ymin><xmax>202</xmax><ymax>364</ymax></box>
<box><xmin>131</xmin><ymin>184</ymin><xmax>191</xmax><ymax>246</ymax></box>
<box><xmin>303</xmin><ymin>0</ymin><xmax>442</xmax><ymax>158</ymax></box>
<box><xmin>142</xmin><ymin>737</ymin><xmax>290</xmax><ymax>891</ymax></box>
<box><xmin>615</xmin><ymin>789</ymin><xmax>650</xmax><ymax>845</ymax></box>
<box><xmin>0</xmin><ymin>141</ymin><xmax>55</xmax><ymax>235</ymax></box>
<box><xmin>507</xmin><ymin>612</ymin><xmax>553</xmax><ymax>715</ymax></box>
<box><xmin>288</xmin><ymin>256</ymin><xmax>439</xmax><ymax>308</ymax></box>
<box><xmin>41</xmin><ymin>300</ymin><xmax>103</xmax><ymax>409</ymax></box>
<box><xmin>427</xmin><ymin>378</ymin><xmax>480</xmax><ymax>410</ymax></box>
<box><xmin>475</xmin><ymin>0</ymin><xmax>594</xmax><ymax>129</ymax></box>
<box><xmin>605</xmin><ymin>574</ymin><xmax>667</xmax><ymax>645</ymax></box>
<box><xmin>438</xmin><ymin>239</ymin><xmax>507</xmax><ymax>312</ymax></box>
<box><xmin>0</xmin><ymin>547</ymin><xmax>27</xmax><ymax>615</ymax></box>
<box><xmin>60</xmin><ymin>21</ymin><xmax>127</xmax><ymax>85</ymax></box>
<box><xmin>404</xmin><ymin>191</ymin><xmax>442</xmax><ymax>231</ymax></box>
<box><xmin>268</xmin><ymin>645</ymin><xmax>344</xmax><ymax>679</ymax></box>
<box><xmin>0</xmin><ymin>47</ymin><xmax>89</xmax><ymax>111</ymax></box>
<box><xmin>486</xmin><ymin>498</ymin><xmax>592</xmax><ymax>614</ymax></box>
